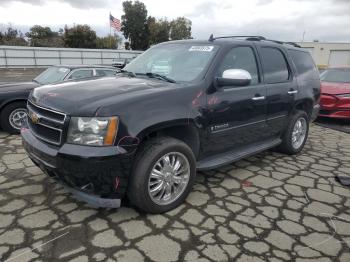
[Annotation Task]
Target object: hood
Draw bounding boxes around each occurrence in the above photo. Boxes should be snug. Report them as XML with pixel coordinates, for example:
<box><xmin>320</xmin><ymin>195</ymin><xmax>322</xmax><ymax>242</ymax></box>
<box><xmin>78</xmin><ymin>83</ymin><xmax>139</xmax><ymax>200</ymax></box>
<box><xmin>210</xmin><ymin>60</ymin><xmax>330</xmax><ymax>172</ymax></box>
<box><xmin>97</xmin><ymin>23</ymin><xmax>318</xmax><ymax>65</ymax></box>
<box><xmin>30</xmin><ymin>76</ymin><xmax>180</xmax><ymax>116</ymax></box>
<box><xmin>0</xmin><ymin>81</ymin><xmax>40</xmax><ymax>93</ymax></box>
<box><xmin>321</xmin><ymin>81</ymin><xmax>350</xmax><ymax>95</ymax></box>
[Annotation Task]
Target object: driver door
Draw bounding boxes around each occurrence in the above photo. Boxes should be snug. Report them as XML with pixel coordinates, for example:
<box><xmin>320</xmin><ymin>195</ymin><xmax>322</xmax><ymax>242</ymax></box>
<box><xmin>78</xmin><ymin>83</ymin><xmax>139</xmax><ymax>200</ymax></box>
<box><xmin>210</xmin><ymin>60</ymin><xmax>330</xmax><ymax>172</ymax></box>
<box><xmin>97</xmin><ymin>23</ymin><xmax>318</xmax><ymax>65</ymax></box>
<box><xmin>205</xmin><ymin>45</ymin><xmax>268</xmax><ymax>156</ymax></box>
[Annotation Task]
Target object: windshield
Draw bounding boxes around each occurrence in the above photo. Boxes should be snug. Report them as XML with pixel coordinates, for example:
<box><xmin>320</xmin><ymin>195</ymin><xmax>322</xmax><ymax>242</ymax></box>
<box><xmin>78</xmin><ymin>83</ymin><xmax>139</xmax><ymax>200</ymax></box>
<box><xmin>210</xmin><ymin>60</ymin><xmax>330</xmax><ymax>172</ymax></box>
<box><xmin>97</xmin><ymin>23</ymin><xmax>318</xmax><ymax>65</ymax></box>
<box><xmin>34</xmin><ymin>67</ymin><xmax>70</xmax><ymax>85</ymax></box>
<box><xmin>320</xmin><ymin>68</ymin><xmax>350</xmax><ymax>83</ymax></box>
<box><xmin>124</xmin><ymin>43</ymin><xmax>219</xmax><ymax>82</ymax></box>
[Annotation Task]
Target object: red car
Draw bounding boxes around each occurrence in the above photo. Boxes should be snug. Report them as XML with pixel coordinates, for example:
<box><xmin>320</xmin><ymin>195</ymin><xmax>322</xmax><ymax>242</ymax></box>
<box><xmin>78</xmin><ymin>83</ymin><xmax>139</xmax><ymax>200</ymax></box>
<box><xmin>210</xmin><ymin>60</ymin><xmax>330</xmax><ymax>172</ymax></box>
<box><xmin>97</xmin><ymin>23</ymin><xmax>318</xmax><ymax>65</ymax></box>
<box><xmin>319</xmin><ymin>67</ymin><xmax>350</xmax><ymax>119</ymax></box>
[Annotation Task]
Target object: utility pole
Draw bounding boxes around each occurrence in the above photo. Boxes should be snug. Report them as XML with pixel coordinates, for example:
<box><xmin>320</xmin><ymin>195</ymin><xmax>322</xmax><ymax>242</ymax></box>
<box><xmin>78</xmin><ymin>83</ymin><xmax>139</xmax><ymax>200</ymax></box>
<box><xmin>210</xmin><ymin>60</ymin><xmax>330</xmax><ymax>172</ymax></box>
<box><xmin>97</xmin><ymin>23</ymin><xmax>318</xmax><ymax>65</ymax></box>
<box><xmin>302</xmin><ymin>31</ymin><xmax>306</xmax><ymax>42</ymax></box>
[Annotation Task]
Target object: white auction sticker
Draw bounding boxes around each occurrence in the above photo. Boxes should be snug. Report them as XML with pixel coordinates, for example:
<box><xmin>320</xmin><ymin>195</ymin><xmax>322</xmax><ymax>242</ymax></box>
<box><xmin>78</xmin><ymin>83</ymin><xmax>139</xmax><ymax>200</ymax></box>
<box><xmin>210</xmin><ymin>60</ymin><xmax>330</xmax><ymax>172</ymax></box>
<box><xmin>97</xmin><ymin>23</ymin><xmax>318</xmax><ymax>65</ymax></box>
<box><xmin>189</xmin><ymin>46</ymin><xmax>214</xmax><ymax>52</ymax></box>
<box><xmin>58</xmin><ymin>68</ymin><xmax>69</xmax><ymax>73</ymax></box>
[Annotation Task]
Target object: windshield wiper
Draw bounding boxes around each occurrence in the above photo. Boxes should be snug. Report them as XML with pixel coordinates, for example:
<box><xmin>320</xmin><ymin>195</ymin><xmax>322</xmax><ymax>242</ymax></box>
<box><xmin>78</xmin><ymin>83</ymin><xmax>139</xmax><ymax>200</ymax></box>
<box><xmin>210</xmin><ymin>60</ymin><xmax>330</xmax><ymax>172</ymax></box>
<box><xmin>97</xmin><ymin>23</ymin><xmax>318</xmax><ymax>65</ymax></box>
<box><xmin>138</xmin><ymin>72</ymin><xmax>176</xmax><ymax>83</ymax></box>
<box><xmin>32</xmin><ymin>79</ymin><xmax>40</xmax><ymax>84</ymax></box>
<box><xmin>119</xmin><ymin>69</ymin><xmax>136</xmax><ymax>77</ymax></box>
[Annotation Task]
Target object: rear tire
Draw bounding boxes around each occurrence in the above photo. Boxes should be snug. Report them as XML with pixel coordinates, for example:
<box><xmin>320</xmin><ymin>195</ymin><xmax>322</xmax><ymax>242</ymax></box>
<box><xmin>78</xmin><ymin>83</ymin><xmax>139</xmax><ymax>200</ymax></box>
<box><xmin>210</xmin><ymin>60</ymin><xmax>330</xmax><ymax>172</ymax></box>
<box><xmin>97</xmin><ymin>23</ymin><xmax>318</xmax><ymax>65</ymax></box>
<box><xmin>278</xmin><ymin>110</ymin><xmax>309</xmax><ymax>155</ymax></box>
<box><xmin>127</xmin><ymin>136</ymin><xmax>196</xmax><ymax>214</ymax></box>
<box><xmin>0</xmin><ymin>101</ymin><xmax>27</xmax><ymax>134</ymax></box>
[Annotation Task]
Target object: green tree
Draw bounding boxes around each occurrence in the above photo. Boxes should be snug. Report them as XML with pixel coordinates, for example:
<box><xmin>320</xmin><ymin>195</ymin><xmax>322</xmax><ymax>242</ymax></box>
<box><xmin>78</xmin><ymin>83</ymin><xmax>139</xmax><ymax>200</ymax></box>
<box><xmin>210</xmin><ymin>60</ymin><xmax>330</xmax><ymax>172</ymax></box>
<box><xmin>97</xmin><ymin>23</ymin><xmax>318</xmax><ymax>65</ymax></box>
<box><xmin>148</xmin><ymin>16</ymin><xmax>170</xmax><ymax>46</ymax></box>
<box><xmin>96</xmin><ymin>34</ymin><xmax>122</xmax><ymax>49</ymax></box>
<box><xmin>63</xmin><ymin>24</ymin><xmax>97</xmax><ymax>48</ymax></box>
<box><xmin>0</xmin><ymin>27</ymin><xmax>27</xmax><ymax>46</ymax></box>
<box><xmin>26</xmin><ymin>25</ymin><xmax>63</xmax><ymax>47</ymax></box>
<box><xmin>121</xmin><ymin>0</ymin><xmax>149</xmax><ymax>50</ymax></box>
<box><xmin>5</xmin><ymin>27</ymin><xmax>18</xmax><ymax>40</ymax></box>
<box><xmin>26</xmin><ymin>25</ymin><xmax>56</xmax><ymax>39</ymax></box>
<box><xmin>170</xmin><ymin>17</ymin><xmax>192</xmax><ymax>40</ymax></box>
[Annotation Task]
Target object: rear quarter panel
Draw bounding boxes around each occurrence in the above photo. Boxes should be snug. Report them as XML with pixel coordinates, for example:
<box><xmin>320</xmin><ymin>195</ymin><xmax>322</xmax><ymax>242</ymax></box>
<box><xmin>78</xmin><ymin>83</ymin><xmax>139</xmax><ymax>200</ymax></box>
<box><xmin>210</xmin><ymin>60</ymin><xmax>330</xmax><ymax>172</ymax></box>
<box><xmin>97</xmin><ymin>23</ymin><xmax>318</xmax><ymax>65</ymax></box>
<box><xmin>287</xmin><ymin>49</ymin><xmax>321</xmax><ymax>107</ymax></box>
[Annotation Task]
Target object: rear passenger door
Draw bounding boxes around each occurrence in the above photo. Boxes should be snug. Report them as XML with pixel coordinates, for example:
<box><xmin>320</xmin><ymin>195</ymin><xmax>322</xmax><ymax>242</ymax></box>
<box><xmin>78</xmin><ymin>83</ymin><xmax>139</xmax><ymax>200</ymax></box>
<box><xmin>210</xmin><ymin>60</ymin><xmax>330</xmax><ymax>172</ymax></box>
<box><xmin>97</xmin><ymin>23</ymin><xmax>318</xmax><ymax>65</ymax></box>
<box><xmin>257</xmin><ymin>45</ymin><xmax>297</xmax><ymax>136</ymax></box>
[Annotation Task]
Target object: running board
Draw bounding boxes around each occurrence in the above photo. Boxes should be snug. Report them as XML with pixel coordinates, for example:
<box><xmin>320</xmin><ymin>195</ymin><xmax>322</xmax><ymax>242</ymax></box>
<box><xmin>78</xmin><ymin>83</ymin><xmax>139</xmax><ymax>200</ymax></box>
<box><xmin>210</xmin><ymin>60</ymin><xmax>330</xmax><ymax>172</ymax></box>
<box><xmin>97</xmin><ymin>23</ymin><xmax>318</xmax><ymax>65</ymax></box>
<box><xmin>197</xmin><ymin>138</ymin><xmax>282</xmax><ymax>171</ymax></box>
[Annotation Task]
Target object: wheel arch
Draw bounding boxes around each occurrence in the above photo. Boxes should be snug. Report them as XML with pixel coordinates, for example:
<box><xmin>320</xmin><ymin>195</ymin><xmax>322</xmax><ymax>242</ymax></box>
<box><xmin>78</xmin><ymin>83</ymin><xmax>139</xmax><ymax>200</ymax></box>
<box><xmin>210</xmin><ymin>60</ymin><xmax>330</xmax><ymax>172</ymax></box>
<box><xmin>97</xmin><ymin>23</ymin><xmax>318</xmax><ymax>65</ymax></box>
<box><xmin>0</xmin><ymin>98</ymin><xmax>27</xmax><ymax>112</ymax></box>
<box><xmin>136</xmin><ymin>120</ymin><xmax>201</xmax><ymax>158</ymax></box>
<box><xmin>294</xmin><ymin>98</ymin><xmax>314</xmax><ymax>119</ymax></box>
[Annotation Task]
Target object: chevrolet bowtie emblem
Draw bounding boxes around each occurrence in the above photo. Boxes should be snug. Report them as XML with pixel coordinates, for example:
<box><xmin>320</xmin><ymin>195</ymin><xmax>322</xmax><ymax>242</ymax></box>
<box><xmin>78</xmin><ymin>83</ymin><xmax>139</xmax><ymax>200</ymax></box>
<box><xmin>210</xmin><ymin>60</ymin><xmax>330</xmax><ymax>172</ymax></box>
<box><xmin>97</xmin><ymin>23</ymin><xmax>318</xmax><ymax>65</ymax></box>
<box><xmin>29</xmin><ymin>112</ymin><xmax>40</xmax><ymax>124</ymax></box>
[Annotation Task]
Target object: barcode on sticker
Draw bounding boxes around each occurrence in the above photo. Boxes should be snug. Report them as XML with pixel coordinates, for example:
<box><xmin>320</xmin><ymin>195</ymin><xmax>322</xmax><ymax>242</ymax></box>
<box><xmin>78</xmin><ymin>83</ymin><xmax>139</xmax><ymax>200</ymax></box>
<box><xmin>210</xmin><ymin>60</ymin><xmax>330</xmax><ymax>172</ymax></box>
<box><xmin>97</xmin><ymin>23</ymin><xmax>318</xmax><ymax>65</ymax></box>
<box><xmin>189</xmin><ymin>46</ymin><xmax>214</xmax><ymax>52</ymax></box>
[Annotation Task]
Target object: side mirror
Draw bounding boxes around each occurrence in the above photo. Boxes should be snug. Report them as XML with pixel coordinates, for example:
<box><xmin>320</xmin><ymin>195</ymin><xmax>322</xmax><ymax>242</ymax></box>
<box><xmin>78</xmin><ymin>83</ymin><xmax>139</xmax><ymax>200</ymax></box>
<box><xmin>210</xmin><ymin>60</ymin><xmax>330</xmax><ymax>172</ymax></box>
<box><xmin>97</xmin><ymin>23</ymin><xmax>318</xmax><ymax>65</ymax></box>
<box><xmin>216</xmin><ymin>69</ymin><xmax>252</xmax><ymax>88</ymax></box>
<box><xmin>113</xmin><ymin>58</ymin><xmax>127</xmax><ymax>69</ymax></box>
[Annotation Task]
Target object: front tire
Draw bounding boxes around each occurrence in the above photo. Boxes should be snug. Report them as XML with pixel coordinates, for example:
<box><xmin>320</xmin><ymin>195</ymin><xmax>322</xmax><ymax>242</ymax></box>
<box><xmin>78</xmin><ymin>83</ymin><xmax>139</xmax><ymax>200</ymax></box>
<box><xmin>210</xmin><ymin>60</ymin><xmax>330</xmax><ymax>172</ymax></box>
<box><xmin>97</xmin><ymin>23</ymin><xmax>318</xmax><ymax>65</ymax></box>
<box><xmin>128</xmin><ymin>136</ymin><xmax>196</xmax><ymax>214</ymax></box>
<box><xmin>278</xmin><ymin>110</ymin><xmax>309</xmax><ymax>155</ymax></box>
<box><xmin>0</xmin><ymin>102</ymin><xmax>27</xmax><ymax>134</ymax></box>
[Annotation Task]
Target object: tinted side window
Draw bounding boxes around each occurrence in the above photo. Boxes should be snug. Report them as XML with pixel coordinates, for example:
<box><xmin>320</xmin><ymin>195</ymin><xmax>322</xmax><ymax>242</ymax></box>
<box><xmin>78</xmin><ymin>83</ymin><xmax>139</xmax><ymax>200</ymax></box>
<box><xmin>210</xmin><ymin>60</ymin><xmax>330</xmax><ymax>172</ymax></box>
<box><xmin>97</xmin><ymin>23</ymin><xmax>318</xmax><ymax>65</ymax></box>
<box><xmin>218</xmin><ymin>46</ymin><xmax>259</xmax><ymax>85</ymax></box>
<box><xmin>96</xmin><ymin>69</ymin><xmax>116</xmax><ymax>77</ymax></box>
<box><xmin>68</xmin><ymin>70</ymin><xmax>93</xmax><ymax>80</ymax></box>
<box><xmin>289</xmin><ymin>50</ymin><xmax>316</xmax><ymax>75</ymax></box>
<box><xmin>260</xmin><ymin>47</ymin><xmax>289</xmax><ymax>84</ymax></box>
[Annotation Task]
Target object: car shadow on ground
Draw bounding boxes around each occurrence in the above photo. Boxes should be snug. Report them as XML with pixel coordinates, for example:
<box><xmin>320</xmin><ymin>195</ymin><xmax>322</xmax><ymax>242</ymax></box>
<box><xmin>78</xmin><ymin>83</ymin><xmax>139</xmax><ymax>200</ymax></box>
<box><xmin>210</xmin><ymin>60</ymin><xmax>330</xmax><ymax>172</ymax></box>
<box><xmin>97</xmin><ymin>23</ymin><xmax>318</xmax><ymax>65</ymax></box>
<box><xmin>315</xmin><ymin>117</ymin><xmax>350</xmax><ymax>134</ymax></box>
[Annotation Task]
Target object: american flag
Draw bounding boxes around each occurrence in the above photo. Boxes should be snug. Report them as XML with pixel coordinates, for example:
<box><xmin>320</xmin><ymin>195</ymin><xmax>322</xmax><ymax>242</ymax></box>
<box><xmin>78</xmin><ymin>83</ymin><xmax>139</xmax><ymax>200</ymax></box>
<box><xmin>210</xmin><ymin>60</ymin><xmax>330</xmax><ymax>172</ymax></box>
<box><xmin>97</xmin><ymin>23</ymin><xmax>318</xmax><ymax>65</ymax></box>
<box><xmin>110</xmin><ymin>14</ymin><xmax>121</xmax><ymax>31</ymax></box>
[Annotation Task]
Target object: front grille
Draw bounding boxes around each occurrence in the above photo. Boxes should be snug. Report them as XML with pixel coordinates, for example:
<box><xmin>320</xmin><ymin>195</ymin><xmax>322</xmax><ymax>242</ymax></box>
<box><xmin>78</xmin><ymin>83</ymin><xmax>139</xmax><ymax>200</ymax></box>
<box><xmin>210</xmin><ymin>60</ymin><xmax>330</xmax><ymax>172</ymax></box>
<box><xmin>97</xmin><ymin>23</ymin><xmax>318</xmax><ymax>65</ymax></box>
<box><xmin>27</xmin><ymin>101</ymin><xmax>67</xmax><ymax>145</ymax></box>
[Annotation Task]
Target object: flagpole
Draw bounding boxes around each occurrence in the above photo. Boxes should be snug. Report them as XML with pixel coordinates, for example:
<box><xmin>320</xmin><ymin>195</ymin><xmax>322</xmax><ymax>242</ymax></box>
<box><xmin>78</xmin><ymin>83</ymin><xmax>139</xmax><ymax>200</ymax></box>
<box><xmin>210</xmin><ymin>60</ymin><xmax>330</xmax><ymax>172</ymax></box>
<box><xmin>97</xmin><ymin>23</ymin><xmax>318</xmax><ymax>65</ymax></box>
<box><xmin>109</xmin><ymin>12</ymin><xmax>112</xmax><ymax>49</ymax></box>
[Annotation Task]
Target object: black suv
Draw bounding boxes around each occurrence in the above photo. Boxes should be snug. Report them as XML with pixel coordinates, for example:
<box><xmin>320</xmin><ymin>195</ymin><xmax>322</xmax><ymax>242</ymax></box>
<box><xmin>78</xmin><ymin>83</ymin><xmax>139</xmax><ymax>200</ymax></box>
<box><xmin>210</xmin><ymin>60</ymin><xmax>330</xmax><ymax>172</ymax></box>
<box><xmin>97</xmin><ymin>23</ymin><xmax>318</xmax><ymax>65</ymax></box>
<box><xmin>22</xmin><ymin>36</ymin><xmax>320</xmax><ymax>213</ymax></box>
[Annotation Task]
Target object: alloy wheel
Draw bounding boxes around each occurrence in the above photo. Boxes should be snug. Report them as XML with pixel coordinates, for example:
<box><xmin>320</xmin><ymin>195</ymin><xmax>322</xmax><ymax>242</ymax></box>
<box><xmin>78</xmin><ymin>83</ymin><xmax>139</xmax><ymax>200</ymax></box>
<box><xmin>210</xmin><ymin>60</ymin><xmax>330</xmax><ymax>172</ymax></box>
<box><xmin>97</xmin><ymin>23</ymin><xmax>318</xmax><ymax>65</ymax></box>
<box><xmin>291</xmin><ymin>117</ymin><xmax>307</xmax><ymax>149</ymax></box>
<box><xmin>9</xmin><ymin>108</ymin><xmax>27</xmax><ymax>130</ymax></box>
<box><xmin>148</xmin><ymin>152</ymin><xmax>190</xmax><ymax>205</ymax></box>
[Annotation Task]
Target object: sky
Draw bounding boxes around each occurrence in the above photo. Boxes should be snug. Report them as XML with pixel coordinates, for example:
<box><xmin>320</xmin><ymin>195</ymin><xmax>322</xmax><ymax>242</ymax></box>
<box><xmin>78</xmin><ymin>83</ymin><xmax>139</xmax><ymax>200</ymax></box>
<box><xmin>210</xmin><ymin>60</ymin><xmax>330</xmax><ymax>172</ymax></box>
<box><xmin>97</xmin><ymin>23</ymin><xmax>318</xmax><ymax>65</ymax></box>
<box><xmin>0</xmin><ymin>0</ymin><xmax>350</xmax><ymax>42</ymax></box>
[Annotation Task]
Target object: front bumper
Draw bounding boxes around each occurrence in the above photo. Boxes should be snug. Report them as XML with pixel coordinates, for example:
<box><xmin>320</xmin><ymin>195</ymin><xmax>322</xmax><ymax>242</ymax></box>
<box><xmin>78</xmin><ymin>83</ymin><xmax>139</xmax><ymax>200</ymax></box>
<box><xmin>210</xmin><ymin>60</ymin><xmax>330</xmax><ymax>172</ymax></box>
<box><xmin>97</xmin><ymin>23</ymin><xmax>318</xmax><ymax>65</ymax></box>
<box><xmin>21</xmin><ymin>127</ymin><xmax>135</xmax><ymax>208</ymax></box>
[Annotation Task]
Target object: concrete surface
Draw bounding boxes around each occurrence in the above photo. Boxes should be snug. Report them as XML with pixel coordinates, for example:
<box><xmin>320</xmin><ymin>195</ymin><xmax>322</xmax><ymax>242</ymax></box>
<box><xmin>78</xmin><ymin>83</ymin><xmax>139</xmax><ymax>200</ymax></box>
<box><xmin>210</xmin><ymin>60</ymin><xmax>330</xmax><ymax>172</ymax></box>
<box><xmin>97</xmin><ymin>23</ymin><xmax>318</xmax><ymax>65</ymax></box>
<box><xmin>0</xmin><ymin>68</ymin><xmax>45</xmax><ymax>83</ymax></box>
<box><xmin>0</xmin><ymin>124</ymin><xmax>350</xmax><ymax>261</ymax></box>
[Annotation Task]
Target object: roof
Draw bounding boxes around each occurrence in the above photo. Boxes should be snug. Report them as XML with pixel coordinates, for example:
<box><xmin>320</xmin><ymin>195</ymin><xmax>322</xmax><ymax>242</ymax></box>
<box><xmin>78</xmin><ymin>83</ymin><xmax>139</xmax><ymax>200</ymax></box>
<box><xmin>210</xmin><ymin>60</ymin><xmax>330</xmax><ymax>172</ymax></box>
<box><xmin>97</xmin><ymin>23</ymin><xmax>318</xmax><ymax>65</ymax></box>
<box><xmin>159</xmin><ymin>36</ymin><xmax>302</xmax><ymax>51</ymax></box>
<box><xmin>52</xmin><ymin>65</ymin><xmax>116</xmax><ymax>69</ymax></box>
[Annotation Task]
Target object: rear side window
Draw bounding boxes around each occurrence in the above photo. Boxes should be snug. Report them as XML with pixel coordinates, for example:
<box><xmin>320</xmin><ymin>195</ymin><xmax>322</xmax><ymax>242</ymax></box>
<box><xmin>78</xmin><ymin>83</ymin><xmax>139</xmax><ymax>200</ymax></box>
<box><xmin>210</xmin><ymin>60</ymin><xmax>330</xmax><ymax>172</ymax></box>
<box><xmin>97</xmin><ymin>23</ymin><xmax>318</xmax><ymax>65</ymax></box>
<box><xmin>96</xmin><ymin>69</ymin><xmax>116</xmax><ymax>77</ymax></box>
<box><xmin>260</xmin><ymin>47</ymin><xmax>290</xmax><ymax>84</ymax></box>
<box><xmin>289</xmin><ymin>50</ymin><xmax>316</xmax><ymax>75</ymax></box>
<box><xmin>68</xmin><ymin>70</ymin><xmax>93</xmax><ymax>80</ymax></box>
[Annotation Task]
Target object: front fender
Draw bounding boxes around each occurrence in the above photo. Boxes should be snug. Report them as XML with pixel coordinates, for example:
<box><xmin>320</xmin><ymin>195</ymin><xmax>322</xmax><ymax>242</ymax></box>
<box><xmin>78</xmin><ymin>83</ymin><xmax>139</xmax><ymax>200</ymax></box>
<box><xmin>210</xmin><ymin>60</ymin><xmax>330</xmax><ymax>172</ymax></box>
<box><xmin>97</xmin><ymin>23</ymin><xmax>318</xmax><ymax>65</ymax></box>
<box><xmin>97</xmin><ymin>85</ymin><xmax>207</xmax><ymax>147</ymax></box>
<box><xmin>0</xmin><ymin>91</ymin><xmax>30</xmax><ymax>110</ymax></box>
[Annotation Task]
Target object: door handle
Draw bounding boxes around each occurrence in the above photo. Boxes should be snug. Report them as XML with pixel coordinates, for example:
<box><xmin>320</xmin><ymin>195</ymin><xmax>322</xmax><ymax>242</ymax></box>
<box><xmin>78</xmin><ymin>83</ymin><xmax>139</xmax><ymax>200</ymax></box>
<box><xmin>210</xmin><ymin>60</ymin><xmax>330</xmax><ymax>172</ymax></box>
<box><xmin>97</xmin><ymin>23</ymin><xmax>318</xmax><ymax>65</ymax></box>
<box><xmin>288</xmin><ymin>90</ymin><xmax>298</xmax><ymax>95</ymax></box>
<box><xmin>252</xmin><ymin>96</ymin><xmax>265</xmax><ymax>101</ymax></box>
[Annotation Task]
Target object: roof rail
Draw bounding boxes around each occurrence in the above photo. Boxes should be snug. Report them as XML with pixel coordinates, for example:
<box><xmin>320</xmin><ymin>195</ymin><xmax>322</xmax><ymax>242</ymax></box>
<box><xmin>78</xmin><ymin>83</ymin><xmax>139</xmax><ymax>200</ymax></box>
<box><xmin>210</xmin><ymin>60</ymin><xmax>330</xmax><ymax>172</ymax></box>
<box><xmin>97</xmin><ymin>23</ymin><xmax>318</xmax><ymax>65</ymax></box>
<box><xmin>208</xmin><ymin>35</ymin><xmax>266</xmax><ymax>42</ymax></box>
<box><xmin>208</xmin><ymin>34</ymin><xmax>300</xmax><ymax>48</ymax></box>
<box><xmin>285</xmin><ymin>42</ymin><xmax>301</xmax><ymax>48</ymax></box>
<box><xmin>264</xmin><ymin>39</ymin><xmax>301</xmax><ymax>48</ymax></box>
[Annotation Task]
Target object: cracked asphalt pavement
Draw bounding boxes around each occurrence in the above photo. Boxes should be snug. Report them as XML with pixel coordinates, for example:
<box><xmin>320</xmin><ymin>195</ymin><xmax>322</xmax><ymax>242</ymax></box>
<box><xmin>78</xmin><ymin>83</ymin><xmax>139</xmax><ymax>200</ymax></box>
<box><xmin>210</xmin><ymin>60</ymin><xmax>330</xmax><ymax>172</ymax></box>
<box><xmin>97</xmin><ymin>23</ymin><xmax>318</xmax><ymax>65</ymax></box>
<box><xmin>0</xmin><ymin>124</ymin><xmax>350</xmax><ymax>262</ymax></box>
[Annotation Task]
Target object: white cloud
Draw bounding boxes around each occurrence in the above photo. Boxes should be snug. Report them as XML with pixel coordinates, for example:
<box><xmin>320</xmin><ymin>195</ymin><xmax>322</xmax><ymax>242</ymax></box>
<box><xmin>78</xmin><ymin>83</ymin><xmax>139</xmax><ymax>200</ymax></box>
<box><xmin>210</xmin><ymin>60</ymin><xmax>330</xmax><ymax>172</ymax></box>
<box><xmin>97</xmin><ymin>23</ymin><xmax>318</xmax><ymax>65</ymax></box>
<box><xmin>0</xmin><ymin>0</ymin><xmax>350</xmax><ymax>42</ymax></box>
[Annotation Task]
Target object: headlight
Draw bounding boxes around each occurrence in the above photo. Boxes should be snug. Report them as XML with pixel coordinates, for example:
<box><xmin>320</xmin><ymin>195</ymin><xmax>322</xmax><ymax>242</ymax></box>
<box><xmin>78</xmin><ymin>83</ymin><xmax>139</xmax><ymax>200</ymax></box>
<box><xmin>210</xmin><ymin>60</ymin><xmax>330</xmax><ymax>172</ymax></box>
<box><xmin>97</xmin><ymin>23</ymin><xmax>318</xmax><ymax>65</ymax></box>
<box><xmin>67</xmin><ymin>117</ymin><xmax>118</xmax><ymax>146</ymax></box>
<box><xmin>337</xmin><ymin>94</ymin><xmax>350</xmax><ymax>98</ymax></box>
